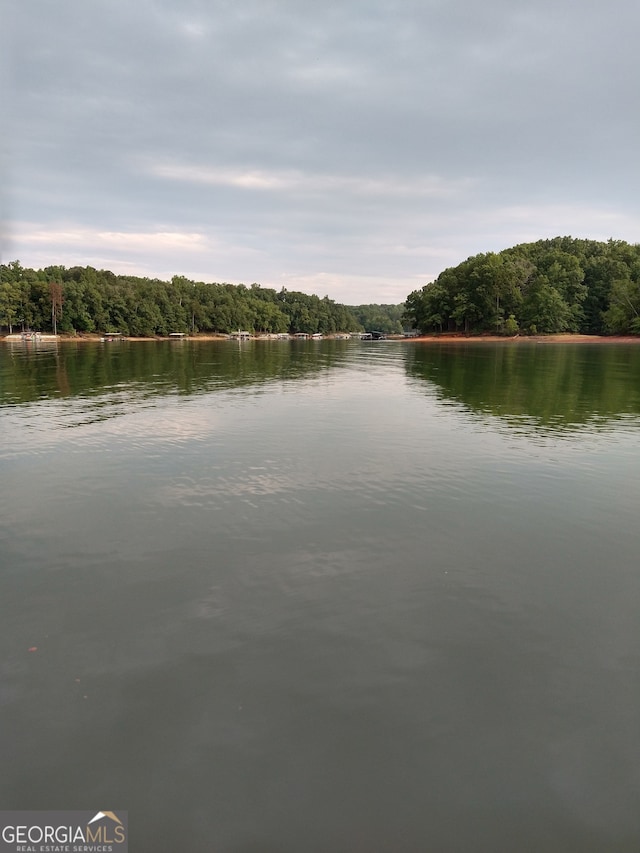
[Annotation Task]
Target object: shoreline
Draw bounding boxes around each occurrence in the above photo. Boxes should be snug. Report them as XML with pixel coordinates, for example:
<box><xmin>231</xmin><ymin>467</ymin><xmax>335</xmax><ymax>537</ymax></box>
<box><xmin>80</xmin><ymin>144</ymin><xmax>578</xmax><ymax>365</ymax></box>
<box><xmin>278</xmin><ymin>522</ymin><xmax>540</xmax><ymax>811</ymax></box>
<box><xmin>2</xmin><ymin>332</ymin><xmax>640</xmax><ymax>344</ymax></box>
<box><xmin>402</xmin><ymin>333</ymin><xmax>640</xmax><ymax>344</ymax></box>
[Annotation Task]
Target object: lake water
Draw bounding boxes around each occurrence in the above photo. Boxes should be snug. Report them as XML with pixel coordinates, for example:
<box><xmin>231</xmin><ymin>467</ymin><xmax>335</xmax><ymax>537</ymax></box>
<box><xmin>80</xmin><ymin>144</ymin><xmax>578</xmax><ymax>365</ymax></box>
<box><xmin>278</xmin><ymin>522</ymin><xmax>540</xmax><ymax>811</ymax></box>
<box><xmin>1</xmin><ymin>339</ymin><xmax>639</xmax><ymax>852</ymax></box>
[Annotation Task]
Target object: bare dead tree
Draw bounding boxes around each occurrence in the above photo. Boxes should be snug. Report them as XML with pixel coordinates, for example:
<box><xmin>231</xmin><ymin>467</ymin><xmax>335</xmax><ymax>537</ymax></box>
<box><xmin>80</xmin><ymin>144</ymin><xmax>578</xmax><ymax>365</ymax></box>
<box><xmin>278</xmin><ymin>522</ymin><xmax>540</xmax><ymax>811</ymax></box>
<box><xmin>49</xmin><ymin>281</ymin><xmax>63</xmax><ymax>335</ymax></box>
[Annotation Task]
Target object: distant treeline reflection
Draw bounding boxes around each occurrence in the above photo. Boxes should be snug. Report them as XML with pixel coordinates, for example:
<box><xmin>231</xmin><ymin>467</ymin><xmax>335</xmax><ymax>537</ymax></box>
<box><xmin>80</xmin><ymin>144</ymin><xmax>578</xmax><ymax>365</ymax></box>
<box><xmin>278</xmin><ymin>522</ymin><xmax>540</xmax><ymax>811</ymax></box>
<box><xmin>0</xmin><ymin>340</ymin><xmax>351</xmax><ymax>406</ymax></box>
<box><xmin>406</xmin><ymin>343</ymin><xmax>640</xmax><ymax>431</ymax></box>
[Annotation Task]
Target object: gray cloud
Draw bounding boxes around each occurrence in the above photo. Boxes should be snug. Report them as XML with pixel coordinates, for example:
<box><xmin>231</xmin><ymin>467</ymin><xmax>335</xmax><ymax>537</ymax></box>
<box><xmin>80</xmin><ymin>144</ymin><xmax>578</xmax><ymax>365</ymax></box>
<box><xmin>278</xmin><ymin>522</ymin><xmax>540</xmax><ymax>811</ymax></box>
<box><xmin>5</xmin><ymin>0</ymin><xmax>640</xmax><ymax>301</ymax></box>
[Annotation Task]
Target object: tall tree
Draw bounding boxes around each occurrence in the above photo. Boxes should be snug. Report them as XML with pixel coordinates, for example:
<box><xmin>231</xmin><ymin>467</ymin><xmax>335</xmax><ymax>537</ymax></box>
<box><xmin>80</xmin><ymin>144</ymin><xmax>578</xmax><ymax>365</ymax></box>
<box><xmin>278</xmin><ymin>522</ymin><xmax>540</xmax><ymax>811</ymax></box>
<box><xmin>49</xmin><ymin>281</ymin><xmax>64</xmax><ymax>335</ymax></box>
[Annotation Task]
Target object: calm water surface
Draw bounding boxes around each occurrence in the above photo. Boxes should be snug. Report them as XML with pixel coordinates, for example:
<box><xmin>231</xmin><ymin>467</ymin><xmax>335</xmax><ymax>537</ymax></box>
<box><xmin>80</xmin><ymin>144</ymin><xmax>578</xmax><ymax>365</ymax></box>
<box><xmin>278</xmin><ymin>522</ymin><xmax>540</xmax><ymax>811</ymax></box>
<box><xmin>1</xmin><ymin>340</ymin><xmax>639</xmax><ymax>852</ymax></box>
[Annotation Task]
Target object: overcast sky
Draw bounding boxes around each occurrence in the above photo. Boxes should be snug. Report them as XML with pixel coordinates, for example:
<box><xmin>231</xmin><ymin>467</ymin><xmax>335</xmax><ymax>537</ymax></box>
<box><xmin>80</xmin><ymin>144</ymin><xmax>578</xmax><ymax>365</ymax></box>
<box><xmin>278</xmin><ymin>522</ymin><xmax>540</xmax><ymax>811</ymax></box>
<box><xmin>3</xmin><ymin>0</ymin><xmax>639</xmax><ymax>304</ymax></box>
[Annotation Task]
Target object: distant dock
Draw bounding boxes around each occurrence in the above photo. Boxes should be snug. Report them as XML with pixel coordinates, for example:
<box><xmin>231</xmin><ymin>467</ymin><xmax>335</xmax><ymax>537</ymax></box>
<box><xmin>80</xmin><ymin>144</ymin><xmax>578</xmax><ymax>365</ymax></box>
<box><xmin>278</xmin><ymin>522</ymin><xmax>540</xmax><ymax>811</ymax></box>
<box><xmin>4</xmin><ymin>332</ymin><xmax>60</xmax><ymax>342</ymax></box>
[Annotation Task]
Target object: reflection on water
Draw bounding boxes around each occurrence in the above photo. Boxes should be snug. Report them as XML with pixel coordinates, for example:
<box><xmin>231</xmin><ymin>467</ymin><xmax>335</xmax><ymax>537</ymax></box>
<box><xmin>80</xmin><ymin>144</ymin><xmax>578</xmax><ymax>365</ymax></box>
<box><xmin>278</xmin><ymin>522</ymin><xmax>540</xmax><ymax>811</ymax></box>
<box><xmin>1</xmin><ymin>340</ymin><xmax>640</xmax><ymax>851</ymax></box>
<box><xmin>5</xmin><ymin>339</ymin><xmax>640</xmax><ymax>436</ymax></box>
<box><xmin>0</xmin><ymin>339</ymin><xmax>355</xmax><ymax>407</ymax></box>
<box><xmin>405</xmin><ymin>342</ymin><xmax>640</xmax><ymax>433</ymax></box>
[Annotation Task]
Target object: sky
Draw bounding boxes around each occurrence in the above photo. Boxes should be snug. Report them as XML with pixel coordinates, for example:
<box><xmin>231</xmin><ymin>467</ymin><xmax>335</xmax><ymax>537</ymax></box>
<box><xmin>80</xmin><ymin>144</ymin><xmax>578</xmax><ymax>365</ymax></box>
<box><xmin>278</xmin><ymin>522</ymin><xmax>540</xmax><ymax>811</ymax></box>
<box><xmin>2</xmin><ymin>0</ymin><xmax>639</xmax><ymax>304</ymax></box>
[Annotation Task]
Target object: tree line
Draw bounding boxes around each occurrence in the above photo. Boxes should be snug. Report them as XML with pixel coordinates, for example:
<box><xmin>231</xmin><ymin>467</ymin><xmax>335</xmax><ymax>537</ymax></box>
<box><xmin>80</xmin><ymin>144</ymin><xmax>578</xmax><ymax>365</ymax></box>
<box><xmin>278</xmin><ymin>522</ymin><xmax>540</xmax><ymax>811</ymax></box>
<box><xmin>404</xmin><ymin>237</ymin><xmax>640</xmax><ymax>336</ymax></box>
<box><xmin>5</xmin><ymin>236</ymin><xmax>638</xmax><ymax>339</ymax></box>
<box><xmin>0</xmin><ymin>262</ymin><xmax>402</xmax><ymax>336</ymax></box>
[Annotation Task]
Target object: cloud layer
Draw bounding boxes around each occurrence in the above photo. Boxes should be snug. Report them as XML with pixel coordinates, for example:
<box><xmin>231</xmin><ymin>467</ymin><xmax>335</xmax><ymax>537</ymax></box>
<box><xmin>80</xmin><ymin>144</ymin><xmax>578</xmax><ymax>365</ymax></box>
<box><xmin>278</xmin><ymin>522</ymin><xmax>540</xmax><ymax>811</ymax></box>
<box><xmin>5</xmin><ymin>0</ymin><xmax>640</xmax><ymax>302</ymax></box>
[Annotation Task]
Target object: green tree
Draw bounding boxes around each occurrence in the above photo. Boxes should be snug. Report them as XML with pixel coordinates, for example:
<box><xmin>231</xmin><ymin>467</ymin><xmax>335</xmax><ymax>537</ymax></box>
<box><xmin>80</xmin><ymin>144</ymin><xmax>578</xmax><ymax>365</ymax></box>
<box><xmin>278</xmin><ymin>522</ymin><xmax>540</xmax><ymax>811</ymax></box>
<box><xmin>521</xmin><ymin>277</ymin><xmax>570</xmax><ymax>333</ymax></box>
<box><xmin>604</xmin><ymin>278</ymin><xmax>640</xmax><ymax>334</ymax></box>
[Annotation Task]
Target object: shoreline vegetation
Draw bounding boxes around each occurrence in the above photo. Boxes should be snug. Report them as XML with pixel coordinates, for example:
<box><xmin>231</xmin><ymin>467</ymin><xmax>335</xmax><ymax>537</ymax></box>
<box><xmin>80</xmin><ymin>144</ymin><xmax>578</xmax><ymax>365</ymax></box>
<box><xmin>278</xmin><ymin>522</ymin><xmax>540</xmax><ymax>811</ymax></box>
<box><xmin>2</xmin><ymin>237</ymin><xmax>640</xmax><ymax>339</ymax></box>
<box><xmin>405</xmin><ymin>236</ymin><xmax>640</xmax><ymax>337</ymax></box>
<box><xmin>0</xmin><ymin>261</ymin><xmax>404</xmax><ymax>338</ymax></box>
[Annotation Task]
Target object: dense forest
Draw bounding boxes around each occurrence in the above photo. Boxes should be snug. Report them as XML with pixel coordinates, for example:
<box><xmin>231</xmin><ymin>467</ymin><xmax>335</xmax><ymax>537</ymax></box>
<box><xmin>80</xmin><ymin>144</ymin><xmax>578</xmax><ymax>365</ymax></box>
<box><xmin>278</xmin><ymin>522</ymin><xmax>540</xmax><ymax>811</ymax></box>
<box><xmin>0</xmin><ymin>262</ymin><xmax>401</xmax><ymax>337</ymax></box>
<box><xmin>349</xmin><ymin>303</ymin><xmax>405</xmax><ymax>335</ymax></box>
<box><xmin>404</xmin><ymin>237</ymin><xmax>640</xmax><ymax>336</ymax></box>
<box><xmin>4</xmin><ymin>236</ymin><xmax>640</xmax><ymax>338</ymax></box>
